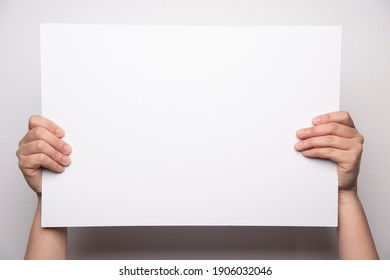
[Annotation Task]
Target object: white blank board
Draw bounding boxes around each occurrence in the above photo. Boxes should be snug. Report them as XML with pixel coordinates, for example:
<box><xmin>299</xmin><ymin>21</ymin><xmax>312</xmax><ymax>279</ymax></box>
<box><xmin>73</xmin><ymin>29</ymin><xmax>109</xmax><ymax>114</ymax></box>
<box><xmin>41</xmin><ymin>24</ymin><xmax>340</xmax><ymax>227</ymax></box>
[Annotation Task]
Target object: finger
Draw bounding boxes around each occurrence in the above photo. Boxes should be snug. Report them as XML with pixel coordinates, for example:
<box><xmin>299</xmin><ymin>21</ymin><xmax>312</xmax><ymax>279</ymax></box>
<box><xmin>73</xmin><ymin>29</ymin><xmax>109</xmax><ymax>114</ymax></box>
<box><xmin>19</xmin><ymin>126</ymin><xmax>72</xmax><ymax>155</ymax></box>
<box><xmin>18</xmin><ymin>140</ymin><xmax>71</xmax><ymax>166</ymax></box>
<box><xmin>28</xmin><ymin>115</ymin><xmax>65</xmax><ymax>138</ymax></box>
<box><xmin>296</xmin><ymin>122</ymin><xmax>359</xmax><ymax>140</ymax></box>
<box><xmin>295</xmin><ymin>136</ymin><xmax>355</xmax><ymax>151</ymax></box>
<box><xmin>18</xmin><ymin>153</ymin><xmax>65</xmax><ymax>173</ymax></box>
<box><xmin>312</xmin><ymin>111</ymin><xmax>355</xmax><ymax>128</ymax></box>
<box><xmin>300</xmin><ymin>147</ymin><xmax>350</xmax><ymax>163</ymax></box>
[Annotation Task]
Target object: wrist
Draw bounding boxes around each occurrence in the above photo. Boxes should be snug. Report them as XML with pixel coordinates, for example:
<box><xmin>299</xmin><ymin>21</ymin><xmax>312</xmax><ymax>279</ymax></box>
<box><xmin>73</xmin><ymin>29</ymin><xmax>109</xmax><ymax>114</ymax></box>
<box><xmin>338</xmin><ymin>187</ymin><xmax>359</xmax><ymax>207</ymax></box>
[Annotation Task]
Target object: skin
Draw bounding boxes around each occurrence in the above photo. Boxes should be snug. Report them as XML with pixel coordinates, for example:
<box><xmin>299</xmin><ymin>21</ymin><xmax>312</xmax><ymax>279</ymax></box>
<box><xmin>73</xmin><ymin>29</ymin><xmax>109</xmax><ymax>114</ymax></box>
<box><xmin>17</xmin><ymin>112</ymin><xmax>379</xmax><ymax>259</ymax></box>
<box><xmin>17</xmin><ymin>115</ymin><xmax>71</xmax><ymax>259</ymax></box>
<box><xmin>294</xmin><ymin>111</ymin><xmax>379</xmax><ymax>259</ymax></box>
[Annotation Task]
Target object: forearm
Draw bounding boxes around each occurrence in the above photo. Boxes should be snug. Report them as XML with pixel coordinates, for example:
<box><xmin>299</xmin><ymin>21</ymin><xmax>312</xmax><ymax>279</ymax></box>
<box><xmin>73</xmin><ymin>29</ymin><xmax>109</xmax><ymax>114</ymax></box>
<box><xmin>337</xmin><ymin>190</ymin><xmax>379</xmax><ymax>260</ymax></box>
<box><xmin>25</xmin><ymin>196</ymin><xmax>67</xmax><ymax>259</ymax></box>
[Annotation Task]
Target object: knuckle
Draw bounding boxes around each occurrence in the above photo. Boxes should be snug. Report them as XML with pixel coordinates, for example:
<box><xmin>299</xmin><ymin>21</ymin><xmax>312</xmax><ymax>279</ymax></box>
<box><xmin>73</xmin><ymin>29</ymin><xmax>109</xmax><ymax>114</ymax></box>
<box><xmin>18</xmin><ymin>156</ymin><xmax>31</xmax><ymax>172</ymax></box>
<box><xmin>53</xmin><ymin>149</ymin><xmax>60</xmax><ymax>161</ymax></box>
<box><xmin>49</xmin><ymin>158</ymin><xmax>56</xmax><ymax>170</ymax></box>
<box><xmin>356</xmin><ymin>142</ymin><xmax>364</xmax><ymax>155</ymax></box>
<box><xmin>29</xmin><ymin>115</ymin><xmax>39</xmax><ymax>127</ymax></box>
<box><xmin>341</xmin><ymin>111</ymin><xmax>350</xmax><ymax>121</ymax></box>
<box><xmin>32</xmin><ymin>127</ymin><xmax>45</xmax><ymax>139</ymax></box>
<box><xmin>35</xmin><ymin>139</ymin><xmax>46</xmax><ymax>151</ymax></box>
<box><xmin>37</xmin><ymin>153</ymin><xmax>46</xmax><ymax>163</ymax></box>
<box><xmin>359</xmin><ymin>134</ymin><xmax>365</xmax><ymax>144</ymax></box>
<box><xmin>18</xmin><ymin>156</ymin><xmax>25</xmax><ymax>169</ymax></box>
<box><xmin>57</xmin><ymin>139</ymin><xmax>66</xmax><ymax>151</ymax></box>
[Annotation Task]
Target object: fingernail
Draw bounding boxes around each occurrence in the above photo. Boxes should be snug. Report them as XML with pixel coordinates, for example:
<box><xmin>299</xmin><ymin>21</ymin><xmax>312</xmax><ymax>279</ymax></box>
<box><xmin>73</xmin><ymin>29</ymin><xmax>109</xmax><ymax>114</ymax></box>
<box><xmin>55</xmin><ymin>128</ymin><xmax>64</xmax><ymax>137</ymax></box>
<box><xmin>63</xmin><ymin>144</ymin><xmax>71</xmax><ymax>154</ymax></box>
<box><xmin>62</xmin><ymin>156</ymin><xmax>71</xmax><ymax>165</ymax></box>
<box><xmin>295</xmin><ymin>141</ymin><xmax>303</xmax><ymax>149</ymax></box>
<box><xmin>297</xmin><ymin>129</ymin><xmax>305</xmax><ymax>137</ymax></box>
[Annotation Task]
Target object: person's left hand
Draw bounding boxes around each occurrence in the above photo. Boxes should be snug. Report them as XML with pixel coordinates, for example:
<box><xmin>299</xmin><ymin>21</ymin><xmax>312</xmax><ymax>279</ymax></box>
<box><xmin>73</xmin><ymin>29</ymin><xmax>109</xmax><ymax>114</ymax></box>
<box><xmin>294</xmin><ymin>111</ymin><xmax>364</xmax><ymax>192</ymax></box>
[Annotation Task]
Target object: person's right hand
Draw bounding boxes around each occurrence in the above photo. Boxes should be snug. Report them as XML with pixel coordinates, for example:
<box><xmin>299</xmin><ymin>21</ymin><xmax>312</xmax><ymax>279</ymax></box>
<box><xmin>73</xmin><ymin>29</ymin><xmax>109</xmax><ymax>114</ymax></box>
<box><xmin>16</xmin><ymin>115</ymin><xmax>72</xmax><ymax>194</ymax></box>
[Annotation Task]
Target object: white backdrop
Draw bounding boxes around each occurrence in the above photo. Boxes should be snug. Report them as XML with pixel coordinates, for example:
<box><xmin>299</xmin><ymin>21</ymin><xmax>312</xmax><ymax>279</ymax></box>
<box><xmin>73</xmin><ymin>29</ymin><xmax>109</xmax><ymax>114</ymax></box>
<box><xmin>1</xmin><ymin>0</ymin><xmax>389</xmax><ymax>259</ymax></box>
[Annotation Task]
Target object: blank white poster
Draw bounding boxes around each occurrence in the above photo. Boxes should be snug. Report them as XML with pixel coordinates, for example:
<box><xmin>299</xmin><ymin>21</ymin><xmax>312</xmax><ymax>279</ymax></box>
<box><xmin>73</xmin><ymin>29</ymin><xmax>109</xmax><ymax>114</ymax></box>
<box><xmin>41</xmin><ymin>24</ymin><xmax>341</xmax><ymax>227</ymax></box>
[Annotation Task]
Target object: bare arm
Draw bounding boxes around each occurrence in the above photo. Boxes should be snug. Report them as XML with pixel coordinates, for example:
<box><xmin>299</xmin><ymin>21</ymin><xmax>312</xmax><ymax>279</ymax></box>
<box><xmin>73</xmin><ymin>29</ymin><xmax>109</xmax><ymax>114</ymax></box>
<box><xmin>295</xmin><ymin>111</ymin><xmax>379</xmax><ymax>259</ymax></box>
<box><xmin>338</xmin><ymin>190</ymin><xmax>379</xmax><ymax>259</ymax></box>
<box><xmin>25</xmin><ymin>196</ymin><xmax>67</xmax><ymax>259</ymax></box>
<box><xmin>17</xmin><ymin>115</ymin><xmax>72</xmax><ymax>260</ymax></box>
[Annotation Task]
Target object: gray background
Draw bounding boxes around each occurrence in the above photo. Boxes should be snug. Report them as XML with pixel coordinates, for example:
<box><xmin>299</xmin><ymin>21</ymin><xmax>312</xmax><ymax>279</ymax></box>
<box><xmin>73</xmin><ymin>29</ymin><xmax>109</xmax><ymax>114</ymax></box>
<box><xmin>0</xmin><ymin>0</ymin><xmax>389</xmax><ymax>259</ymax></box>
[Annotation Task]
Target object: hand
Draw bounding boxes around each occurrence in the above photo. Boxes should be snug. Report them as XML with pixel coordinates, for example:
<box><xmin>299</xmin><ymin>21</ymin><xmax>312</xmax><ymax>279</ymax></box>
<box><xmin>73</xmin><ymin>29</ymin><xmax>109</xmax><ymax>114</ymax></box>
<box><xmin>294</xmin><ymin>111</ymin><xmax>364</xmax><ymax>192</ymax></box>
<box><xmin>16</xmin><ymin>115</ymin><xmax>72</xmax><ymax>194</ymax></box>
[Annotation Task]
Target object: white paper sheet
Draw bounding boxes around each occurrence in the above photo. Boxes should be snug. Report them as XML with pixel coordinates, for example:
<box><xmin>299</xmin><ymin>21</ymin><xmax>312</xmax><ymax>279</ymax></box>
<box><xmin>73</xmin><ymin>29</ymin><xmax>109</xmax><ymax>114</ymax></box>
<box><xmin>41</xmin><ymin>24</ymin><xmax>341</xmax><ymax>227</ymax></box>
